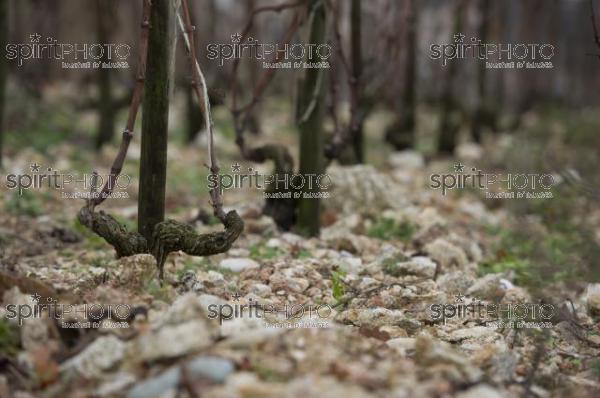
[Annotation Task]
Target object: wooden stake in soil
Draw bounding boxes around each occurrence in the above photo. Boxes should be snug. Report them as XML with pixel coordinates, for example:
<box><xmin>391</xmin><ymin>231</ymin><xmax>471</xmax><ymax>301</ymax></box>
<box><xmin>138</xmin><ymin>0</ymin><xmax>173</xmax><ymax>244</ymax></box>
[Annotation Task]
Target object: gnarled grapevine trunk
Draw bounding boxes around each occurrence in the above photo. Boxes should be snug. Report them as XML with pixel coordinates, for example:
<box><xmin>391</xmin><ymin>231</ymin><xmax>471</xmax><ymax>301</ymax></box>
<box><xmin>78</xmin><ymin>0</ymin><xmax>243</xmax><ymax>280</ymax></box>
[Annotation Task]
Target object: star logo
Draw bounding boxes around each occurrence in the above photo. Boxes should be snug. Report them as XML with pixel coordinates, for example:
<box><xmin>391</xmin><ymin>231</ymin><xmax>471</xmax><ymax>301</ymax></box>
<box><xmin>231</xmin><ymin>33</ymin><xmax>242</xmax><ymax>43</ymax></box>
<box><xmin>30</xmin><ymin>293</ymin><xmax>41</xmax><ymax>302</ymax></box>
<box><xmin>30</xmin><ymin>33</ymin><xmax>41</xmax><ymax>43</ymax></box>
<box><xmin>231</xmin><ymin>162</ymin><xmax>241</xmax><ymax>172</ymax></box>
<box><xmin>231</xmin><ymin>291</ymin><xmax>242</xmax><ymax>301</ymax></box>
<box><xmin>30</xmin><ymin>163</ymin><xmax>41</xmax><ymax>172</ymax></box>
<box><xmin>454</xmin><ymin>293</ymin><xmax>465</xmax><ymax>303</ymax></box>
<box><xmin>453</xmin><ymin>33</ymin><xmax>466</xmax><ymax>43</ymax></box>
<box><xmin>453</xmin><ymin>162</ymin><xmax>465</xmax><ymax>173</ymax></box>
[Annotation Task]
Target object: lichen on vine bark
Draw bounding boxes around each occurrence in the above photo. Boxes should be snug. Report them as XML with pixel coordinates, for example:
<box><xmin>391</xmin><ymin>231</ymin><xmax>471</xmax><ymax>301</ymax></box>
<box><xmin>78</xmin><ymin>206</ymin><xmax>244</xmax><ymax>279</ymax></box>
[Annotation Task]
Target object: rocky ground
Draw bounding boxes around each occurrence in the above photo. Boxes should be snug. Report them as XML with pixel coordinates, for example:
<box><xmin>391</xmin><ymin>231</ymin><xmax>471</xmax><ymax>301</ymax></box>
<box><xmin>1</xmin><ymin>138</ymin><xmax>600</xmax><ymax>398</ymax></box>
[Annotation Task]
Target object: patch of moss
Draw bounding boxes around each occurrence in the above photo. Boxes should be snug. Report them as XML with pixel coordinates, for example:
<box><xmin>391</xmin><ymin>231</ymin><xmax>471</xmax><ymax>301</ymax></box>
<box><xmin>252</xmin><ymin>364</ymin><xmax>288</xmax><ymax>382</ymax></box>
<box><xmin>89</xmin><ymin>255</ymin><xmax>113</xmax><ymax>269</ymax></box>
<box><xmin>377</xmin><ymin>251</ymin><xmax>410</xmax><ymax>276</ymax></box>
<box><xmin>5</xmin><ymin>190</ymin><xmax>43</xmax><ymax>217</ymax></box>
<box><xmin>7</xmin><ymin>105</ymin><xmax>76</xmax><ymax>153</ymax></box>
<box><xmin>61</xmin><ymin>249</ymin><xmax>75</xmax><ymax>259</ymax></box>
<box><xmin>479</xmin><ymin>257</ymin><xmax>533</xmax><ymax>286</ymax></box>
<box><xmin>145</xmin><ymin>280</ymin><xmax>175</xmax><ymax>303</ymax></box>
<box><xmin>480</xmin><ymin>224</ymin><xmax>588</xmax><ymax>289</ymax></box>
<box><xmin>567</xmin><ymin>357</ymin><xmax>582</xmax><ymax>371</ymax></box>
<box><xmin>295</xmin><ymin>248</ymin><xmax>312</xmax><ymax>259</ymax></box>
<box><xmin>0</xmin><ymin>319</ymin><xmax>21</xmax><ymax>356</ymax></box>
<box><xmin>590</xmin><ymin>358</ymin><xmax>600</xmax><ymax>380</ymax></box>
<box><xmin>249</xmin><ymin>242</ymin><xmax>281</xmax><ymax>260</ymax></box>
<box><xmin>367</xmin><ymin>218</ymin><xmax>416</xmax><ymax>242</ymax></box>
<box><xmin>331</xmin><ymin>270</ymin><xmax>346</xmax><ymax>301</ymax></box>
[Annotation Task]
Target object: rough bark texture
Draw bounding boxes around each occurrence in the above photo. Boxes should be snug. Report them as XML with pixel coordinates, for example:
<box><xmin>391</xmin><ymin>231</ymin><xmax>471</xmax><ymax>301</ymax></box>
<box><xmin>0</xmin><ymin>0</ymin><xmax>7</xmax><ymax>167</ymax></box>
<box><xmin>138</xmin><ymin>0</ymin><xmax>172</xmax><ymax>243</ymax></box>
<box><xmin>297</xmin><ymin>0</ymin><xmax>326</xmax><ymax>237</ymax></box>
<box><xmin>152</xmin><ymin>210</ymin><xmax>244</xmax><ymax>278</ymax></box>
<box><xmin>386</xmin><ymin>0</ymin><xmax>417</xmax><ymax>150</ymax></box>
<box><xmin>78</xmin><ymin>207</ymin><xmax>244</xmax><ymax>279</ymax></box>
<box><xmin>78</xmin><ymin>207</ymin><xmax>148</xmax><ymax>257</ymax></box>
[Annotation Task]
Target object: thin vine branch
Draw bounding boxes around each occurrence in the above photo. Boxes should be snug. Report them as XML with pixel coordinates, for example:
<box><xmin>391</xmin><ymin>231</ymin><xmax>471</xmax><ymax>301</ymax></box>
<box><xmin>230</xmin><ymin>7</ymin><xmax>307</xmax><ymax>150</ymax></box>
<box><xmin>329</xmin><ymin>0</ymin><xmax>351</xmax><ymax>76</ymax></box>
<box><xmin>229</xmin><ymin>0</ymin><xmax>307</xmax><ymax>117</ymax></box>
<box><xmin>178</xmin><ymin>0</ymin><xmax>226</xmax><ymax>222</ymax></box>
<box><xmin>88</xmin><ymin>0</ymin><xmax>151</xmax><ymax>209</ymax></box>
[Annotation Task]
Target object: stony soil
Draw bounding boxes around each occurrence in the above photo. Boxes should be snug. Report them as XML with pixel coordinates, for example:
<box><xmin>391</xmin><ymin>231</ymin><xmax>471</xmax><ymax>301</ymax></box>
<box><xmin>1</xmin><ymin>140</ymin><xmax>599</xmax><ymax>398</ymax></box>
